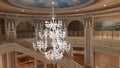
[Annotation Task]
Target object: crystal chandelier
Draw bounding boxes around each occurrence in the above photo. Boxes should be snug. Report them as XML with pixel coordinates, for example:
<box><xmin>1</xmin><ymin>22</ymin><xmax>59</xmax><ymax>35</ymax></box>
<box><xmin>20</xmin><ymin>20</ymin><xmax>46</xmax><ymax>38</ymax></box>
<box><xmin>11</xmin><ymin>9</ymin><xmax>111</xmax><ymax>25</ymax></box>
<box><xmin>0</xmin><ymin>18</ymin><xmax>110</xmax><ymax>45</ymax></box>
<box><xmin>33</xmin><ymin>1</ymin><xmax>70</xmax><ymax>63</ymax></box>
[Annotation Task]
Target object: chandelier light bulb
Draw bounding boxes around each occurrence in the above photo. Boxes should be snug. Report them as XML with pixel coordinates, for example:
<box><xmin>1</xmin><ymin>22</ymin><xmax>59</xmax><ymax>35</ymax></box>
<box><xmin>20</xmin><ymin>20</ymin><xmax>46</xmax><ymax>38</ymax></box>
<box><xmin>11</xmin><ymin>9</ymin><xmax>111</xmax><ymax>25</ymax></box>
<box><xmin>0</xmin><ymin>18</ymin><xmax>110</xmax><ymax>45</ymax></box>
<box><xmin>51</xmin><ymin>1</ymin><xmax>55</xmax><ymax>5</ymax></box>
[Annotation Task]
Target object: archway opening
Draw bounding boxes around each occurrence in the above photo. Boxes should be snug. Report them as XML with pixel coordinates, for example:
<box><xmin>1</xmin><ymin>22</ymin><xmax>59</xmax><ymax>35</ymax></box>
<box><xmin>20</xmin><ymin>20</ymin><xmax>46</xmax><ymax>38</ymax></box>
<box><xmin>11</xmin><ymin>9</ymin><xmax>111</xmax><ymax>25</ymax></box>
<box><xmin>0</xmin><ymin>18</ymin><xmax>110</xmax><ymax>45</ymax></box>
<box><xmin>16</xmin><ymin>22</ymin><xmax>35</xmax><ymax>39</ymax></box>
<box><xmin>0</xmin><ymin>18</ymin><xmax>6</xmax><ymax>42</ymax></box>
<box><xmin>0</xmin><ymin>18</ymin><xmax>5</xmax><ymax>34</ymax></box>
<box><xmin>68</xmin><ymin>20</ymin><xmax>84</xmax><ymax>37</ymax></box>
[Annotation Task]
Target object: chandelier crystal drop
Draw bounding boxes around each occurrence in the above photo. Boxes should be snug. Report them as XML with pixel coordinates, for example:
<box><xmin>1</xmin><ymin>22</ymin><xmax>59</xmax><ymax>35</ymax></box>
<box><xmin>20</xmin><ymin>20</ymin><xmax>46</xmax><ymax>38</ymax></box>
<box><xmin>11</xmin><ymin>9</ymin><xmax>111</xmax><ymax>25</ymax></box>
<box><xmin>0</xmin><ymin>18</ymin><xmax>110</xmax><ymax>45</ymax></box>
<box><xmin>33</xmin><ymin>1</ymin><xmax>70</xmax><ymax>62</ymax></box>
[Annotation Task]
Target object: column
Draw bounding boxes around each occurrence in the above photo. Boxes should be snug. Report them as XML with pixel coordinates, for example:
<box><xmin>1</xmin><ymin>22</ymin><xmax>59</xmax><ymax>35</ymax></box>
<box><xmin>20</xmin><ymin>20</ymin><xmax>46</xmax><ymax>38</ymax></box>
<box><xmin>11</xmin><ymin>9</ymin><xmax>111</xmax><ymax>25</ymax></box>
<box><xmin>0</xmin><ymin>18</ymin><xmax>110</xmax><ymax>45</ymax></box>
<box><xmin>63</xmin><ymin>20</ymin><xmax>67</xmax><ymax>37</ymax></box>
<box><xmin>91</xmin><ymin>16</ymin><xmax>94</xmax><ymax>68</ymax></box>
<box><xmin>12</xmin><ymin>21</ymin><xmax>17</xmax><ymax>40</ymax></box>
<box><xmin>0</xmin><ymin>55</ymin><xmax>3</xmax><ymax>68</ymax></box>
<box><xmin>0</xmin><ymin>22</ymin><xmax>1</xmax><ymax>34</ymax></box>
<box><xmin>119</xmin><ymin>56</ymin><xmax>120</xmax><ymax>67</ymax></box>
<box><xmin>83</xmin><ymin>14</ymin><xmax>93</xmax><ymax>68</ymax></box>
<box><xmin>35</xmin><ymin>28</ymin><xmax>38</xmax><ymax>40</ymax></box>
<box><xmin>4</xmin><ymin>18</ymin><xmax>9</xmax><ymax>41</ymax></box>
<box><xmin>34</xmin><ymin>58</ymin><xmax>37</xmax><ymax>68</ymax></box>
<box><xmin>6</xmin><ymin>52</ymin><xmax>17</xmax><ymax>68</ymax></box>
<box><xmin>44</xmin><ymin>63</ymin><xmax>47</xmax><ymax>68</ymax></box>
<box><xmin>1</xmin><ymin>54</ymin><xmax>7</xmax><ymax>68</ymax></box>
<box><xmin>57</xmin><ymin>63</ymin><xmax>61</xmax><ymax>68</ymax></box>
<box><xmin>34</xmin><ymin>19</ymin><xmax>40</xmax><ymax>40</ymax></box>
<box><xmin>5</xmin><ymin>18</ymin><xmax>17</xmax><ymax>42</ymax></box>
<box><xmin>6</xmin><ymin>53</ymin><xmax>11</xmax><ymax>68</ymax></box>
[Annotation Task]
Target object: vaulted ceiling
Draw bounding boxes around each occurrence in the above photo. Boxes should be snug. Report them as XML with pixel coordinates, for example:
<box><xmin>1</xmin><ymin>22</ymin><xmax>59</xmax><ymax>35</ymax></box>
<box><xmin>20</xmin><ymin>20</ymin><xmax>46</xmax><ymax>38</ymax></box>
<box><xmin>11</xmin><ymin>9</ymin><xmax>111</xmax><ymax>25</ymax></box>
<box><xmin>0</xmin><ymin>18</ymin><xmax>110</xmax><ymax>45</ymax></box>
<box><xmin>8</xmin><ymin>0</ymin><xmax>94</xmax><ymax>8</ymax></box>
<box><xmin>0</xmin><ymin>0</ymin><xmax>120</xmax><ymax>15</ymax></box>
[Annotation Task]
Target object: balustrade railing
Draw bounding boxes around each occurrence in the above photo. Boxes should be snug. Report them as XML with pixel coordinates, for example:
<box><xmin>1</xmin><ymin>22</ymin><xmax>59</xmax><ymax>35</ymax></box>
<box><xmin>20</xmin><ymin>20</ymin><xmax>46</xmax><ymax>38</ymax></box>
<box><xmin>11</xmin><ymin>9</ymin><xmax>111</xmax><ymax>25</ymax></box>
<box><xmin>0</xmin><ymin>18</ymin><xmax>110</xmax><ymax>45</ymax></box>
<box><xmin>66</xmin><ymin>37</ymin><xmax>84</xmax><ymax>47</ymax></box>
<box><xmin>17</xmin><ymin>32</ymin><xmax>35</xmax><ymax>39</ymax></box>
<box><xmin>93</xmin><ymin>31</ymin><xmax>120</xmax><ymax>40</ymax></box>
<box><xmin>93</xmin><ymin>39</ymin><xmax>120</xmax><ymax>50</ymax></box>
<box><xmin>68</xmin><ymin>31</ymin><xmax>84</xmax><ymax>36</ymax></box>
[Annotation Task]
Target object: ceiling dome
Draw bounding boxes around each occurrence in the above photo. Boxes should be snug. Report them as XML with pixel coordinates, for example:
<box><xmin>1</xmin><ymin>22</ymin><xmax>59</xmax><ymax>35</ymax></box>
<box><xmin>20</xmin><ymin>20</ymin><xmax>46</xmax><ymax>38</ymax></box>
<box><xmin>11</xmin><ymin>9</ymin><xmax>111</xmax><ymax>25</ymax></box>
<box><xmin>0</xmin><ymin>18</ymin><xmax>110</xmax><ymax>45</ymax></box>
<box><xmin>8</xmin><ymin>0</ymin><xmax>95</xmax><ymax>9</ymax></box>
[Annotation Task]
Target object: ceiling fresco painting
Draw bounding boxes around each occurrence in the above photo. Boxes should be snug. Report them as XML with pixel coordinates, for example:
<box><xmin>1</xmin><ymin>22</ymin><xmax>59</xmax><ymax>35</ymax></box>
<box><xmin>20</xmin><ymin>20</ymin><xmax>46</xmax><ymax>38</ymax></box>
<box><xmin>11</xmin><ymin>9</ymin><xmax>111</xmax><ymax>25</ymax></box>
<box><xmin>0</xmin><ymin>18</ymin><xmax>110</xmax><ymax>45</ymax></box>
<box><xmin>8</xmin><ymin>0</ymin><xmax>95</xmax><ymax>9</ymax></box>
<box><xmin>0</xmin><ymin>0</ymin><xmax>118</xmax><ymax>15</ymax></box>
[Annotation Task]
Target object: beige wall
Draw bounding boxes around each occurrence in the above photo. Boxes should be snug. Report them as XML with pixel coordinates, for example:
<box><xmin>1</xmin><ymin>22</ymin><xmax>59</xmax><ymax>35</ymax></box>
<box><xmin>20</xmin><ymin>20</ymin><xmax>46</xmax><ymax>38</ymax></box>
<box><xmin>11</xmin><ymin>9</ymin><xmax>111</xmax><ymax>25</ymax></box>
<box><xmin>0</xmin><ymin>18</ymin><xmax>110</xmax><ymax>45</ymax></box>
<box><xmin>94</xmin><ymin>15</ymin><xmax>120</xmax><ymax>22</ymax></box>
<box><xmin>95</xmin><ymin>51</ymin><xmax>119</xmax><ymax>68</ymax></box>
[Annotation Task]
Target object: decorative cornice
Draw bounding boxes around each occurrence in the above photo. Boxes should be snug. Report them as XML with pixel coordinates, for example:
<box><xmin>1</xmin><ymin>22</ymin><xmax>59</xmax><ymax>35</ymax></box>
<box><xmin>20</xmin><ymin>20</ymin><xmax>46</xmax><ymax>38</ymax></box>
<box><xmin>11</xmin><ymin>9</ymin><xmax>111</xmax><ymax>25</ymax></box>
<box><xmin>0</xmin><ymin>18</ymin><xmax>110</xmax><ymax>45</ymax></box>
<box><xmin>0</xmin><ymin>7</ymin><xmax>119</xmax><ymax>18</ymax></box>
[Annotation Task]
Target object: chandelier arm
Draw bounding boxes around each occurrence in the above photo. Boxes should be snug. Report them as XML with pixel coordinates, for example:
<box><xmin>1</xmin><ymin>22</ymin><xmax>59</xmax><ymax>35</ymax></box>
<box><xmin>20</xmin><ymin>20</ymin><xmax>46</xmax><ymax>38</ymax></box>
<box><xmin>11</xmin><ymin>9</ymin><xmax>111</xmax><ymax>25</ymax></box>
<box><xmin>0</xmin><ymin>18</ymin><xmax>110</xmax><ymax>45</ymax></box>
<box><xmin>38</xmin><ymin>48</ymin><xmax>47</xmax><ymax>54</ymax></box>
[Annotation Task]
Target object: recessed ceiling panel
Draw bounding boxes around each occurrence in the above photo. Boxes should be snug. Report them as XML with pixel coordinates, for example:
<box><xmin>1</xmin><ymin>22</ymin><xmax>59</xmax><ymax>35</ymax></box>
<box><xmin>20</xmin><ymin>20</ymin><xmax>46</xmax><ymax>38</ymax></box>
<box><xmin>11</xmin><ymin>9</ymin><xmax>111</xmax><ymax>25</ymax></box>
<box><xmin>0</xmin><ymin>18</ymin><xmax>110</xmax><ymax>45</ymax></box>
<box><xmin>8</xmin><ymin>0</ymin><xmax>95</xmax><ymax>9</ymax></box>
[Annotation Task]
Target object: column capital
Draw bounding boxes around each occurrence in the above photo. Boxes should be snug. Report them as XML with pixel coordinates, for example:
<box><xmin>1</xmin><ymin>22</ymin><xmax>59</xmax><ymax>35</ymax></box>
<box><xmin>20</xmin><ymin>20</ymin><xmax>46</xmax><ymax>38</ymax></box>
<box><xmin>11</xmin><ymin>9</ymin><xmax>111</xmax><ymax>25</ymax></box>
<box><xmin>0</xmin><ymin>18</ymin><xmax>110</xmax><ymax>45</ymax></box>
<box><xmin>82</xmin><ymin>14</ymin><xmax>93</xmax><ymax>29</ymax></box>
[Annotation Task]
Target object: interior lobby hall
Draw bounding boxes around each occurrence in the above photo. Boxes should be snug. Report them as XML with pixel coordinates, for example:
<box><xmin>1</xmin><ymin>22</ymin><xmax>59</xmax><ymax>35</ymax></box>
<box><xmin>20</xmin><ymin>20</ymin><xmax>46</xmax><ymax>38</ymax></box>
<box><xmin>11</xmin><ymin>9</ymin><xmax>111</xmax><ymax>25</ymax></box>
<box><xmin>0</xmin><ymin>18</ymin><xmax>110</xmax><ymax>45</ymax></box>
<box><xmin>0</xmin><ymin>0</ymin><xmax>120</xmax><ymax>68</ymax></box>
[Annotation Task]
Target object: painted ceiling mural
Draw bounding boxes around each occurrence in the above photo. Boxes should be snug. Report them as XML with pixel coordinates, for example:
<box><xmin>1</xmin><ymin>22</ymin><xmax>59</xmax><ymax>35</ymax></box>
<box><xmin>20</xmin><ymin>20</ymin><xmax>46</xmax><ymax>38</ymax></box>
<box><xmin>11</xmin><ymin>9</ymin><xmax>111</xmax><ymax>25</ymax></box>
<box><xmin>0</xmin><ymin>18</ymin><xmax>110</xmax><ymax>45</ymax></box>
<box><xmin>8</xmin><ymin>0</ymin><xmax>95</xmax><ymax>9</ymax></box>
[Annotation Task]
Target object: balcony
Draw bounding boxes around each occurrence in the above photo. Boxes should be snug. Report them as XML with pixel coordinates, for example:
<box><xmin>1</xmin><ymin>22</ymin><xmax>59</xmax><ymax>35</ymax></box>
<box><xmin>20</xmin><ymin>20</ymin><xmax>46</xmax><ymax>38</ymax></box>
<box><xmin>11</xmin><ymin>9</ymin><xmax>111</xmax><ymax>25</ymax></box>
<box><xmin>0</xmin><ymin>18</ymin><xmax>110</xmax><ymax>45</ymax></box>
<box><xmin>93</xmin><ymin>31</ymin><xmax>120</xmax><ymax>55</ymax></box>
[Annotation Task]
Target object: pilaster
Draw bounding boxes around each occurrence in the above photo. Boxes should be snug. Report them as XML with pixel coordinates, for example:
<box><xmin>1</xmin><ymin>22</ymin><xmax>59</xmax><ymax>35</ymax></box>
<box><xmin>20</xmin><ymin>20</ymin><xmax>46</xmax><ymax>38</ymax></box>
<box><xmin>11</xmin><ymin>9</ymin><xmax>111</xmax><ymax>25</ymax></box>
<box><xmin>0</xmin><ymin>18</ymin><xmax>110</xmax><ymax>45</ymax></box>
<box><xmin>5</xmin><ymin>18</ymin><xmax>16</xmax><ymax>42</ymax></box>
<box><xmin>119</xmin><ymin>56</ymin><xmax>120</xmax><ymax>67</ymax></box>
<box><xmin>0</xmin><ymin>55</ymin><xmax>3</xmax><ymax>68</ymax></box>
<box><xmin>0</xmin><ymin>21</ymin><xmax>1</xmax><ymax>34</ymax></box>
<box><xmin>34</xmin><ymin>58</ymin><xmax>37</xmax><ymax>68</ymax></box>
<box><xmin>44</xmin><ymin>63</ymin><xmax>47</xmax><ymax>68</ymax></box>
<box><xmin>33</xmin><ymin>19</ymin><xmax>43</xmax><ymax>40</ymax></box>
<box><xmin>1</xmin><ymin>54</ymin><xmax>7</xmax><ymax>68</ymax></box>
<box><xmin>83</xmin><ymin>14</ymin><xmax>93</xmax><ymax>68</ymax></box>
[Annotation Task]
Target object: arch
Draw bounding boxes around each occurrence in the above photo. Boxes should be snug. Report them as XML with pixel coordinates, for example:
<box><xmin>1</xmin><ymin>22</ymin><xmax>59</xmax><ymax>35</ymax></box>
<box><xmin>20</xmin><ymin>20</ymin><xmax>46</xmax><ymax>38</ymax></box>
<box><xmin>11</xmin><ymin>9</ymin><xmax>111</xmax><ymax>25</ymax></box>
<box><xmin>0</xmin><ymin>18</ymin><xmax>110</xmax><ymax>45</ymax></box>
<box><xmin>15</xmin><ymin>20</ymin><xmax>35</xmax><ymax>28</ymax></box>
<box><xmin>16</xmin><ymin>22</ymin><xmax>35</xmax><ymax>39</ymax></box>
<box><xmin>67</xmin><ymin>20</ymin><xmax>84</xmax><ymax>36</ymax></box>
<box><xmin>66</xmin><ymin>19</ymin><xmax>84</xmax><ymax>28</ymax></box>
